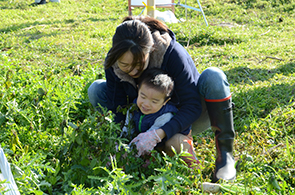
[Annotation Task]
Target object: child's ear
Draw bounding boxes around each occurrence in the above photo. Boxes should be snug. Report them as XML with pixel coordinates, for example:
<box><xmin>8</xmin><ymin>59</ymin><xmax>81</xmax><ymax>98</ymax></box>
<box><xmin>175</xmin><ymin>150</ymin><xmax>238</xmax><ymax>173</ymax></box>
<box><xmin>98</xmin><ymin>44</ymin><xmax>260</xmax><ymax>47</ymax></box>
<box><xmin>163</xmin><ymin>97</ymin><xmax>171</xmax><ymax>105</ymax></box>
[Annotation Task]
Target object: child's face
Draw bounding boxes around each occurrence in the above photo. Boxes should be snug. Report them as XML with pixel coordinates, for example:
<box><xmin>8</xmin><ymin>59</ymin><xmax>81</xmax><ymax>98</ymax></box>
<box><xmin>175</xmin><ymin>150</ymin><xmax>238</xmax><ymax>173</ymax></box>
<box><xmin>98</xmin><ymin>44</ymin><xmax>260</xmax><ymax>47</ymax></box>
<box><xmin>137</xmin><ymin>83</ymin><xmax>169</xmax><ymax>115</ymax></box>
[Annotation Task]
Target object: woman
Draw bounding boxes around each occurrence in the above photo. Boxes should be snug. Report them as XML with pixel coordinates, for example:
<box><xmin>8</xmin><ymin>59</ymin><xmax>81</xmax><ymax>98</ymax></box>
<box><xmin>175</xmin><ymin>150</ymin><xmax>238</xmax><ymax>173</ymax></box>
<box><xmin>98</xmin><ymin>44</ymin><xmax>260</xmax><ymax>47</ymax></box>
<box><xmin>88</xmin><ymin>16</ymin><xmax>236</xmax><ymax>182</ymax></box>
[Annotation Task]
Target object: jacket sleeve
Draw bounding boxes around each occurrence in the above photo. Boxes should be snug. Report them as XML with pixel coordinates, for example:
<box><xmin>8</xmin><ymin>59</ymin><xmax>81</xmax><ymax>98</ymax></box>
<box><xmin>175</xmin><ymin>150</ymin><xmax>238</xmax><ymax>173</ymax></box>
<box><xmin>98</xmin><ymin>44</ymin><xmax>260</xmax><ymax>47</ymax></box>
<box><xmin>105</xmin><ymin>67</ymin><xmax>128</xmax><ymax>123</ymax></box>
<box><xmin>161</xmin><ymin>41</ymin><xmax>202</xmax><ymax>140</ymax></box>
<box><xmin>146</xmin><ymin>113</ymin><xmax>174</xmax><ymax>132</ymax></box>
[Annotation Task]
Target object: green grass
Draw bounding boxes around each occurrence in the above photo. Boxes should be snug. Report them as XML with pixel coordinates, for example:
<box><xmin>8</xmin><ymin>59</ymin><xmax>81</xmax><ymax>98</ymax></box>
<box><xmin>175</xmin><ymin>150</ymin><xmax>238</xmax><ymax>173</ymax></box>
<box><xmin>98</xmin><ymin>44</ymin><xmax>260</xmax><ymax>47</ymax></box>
<box><xmin>1</xmin><ymin>0</ymin><xmax>294</xmax><ymax>194</ymax></box>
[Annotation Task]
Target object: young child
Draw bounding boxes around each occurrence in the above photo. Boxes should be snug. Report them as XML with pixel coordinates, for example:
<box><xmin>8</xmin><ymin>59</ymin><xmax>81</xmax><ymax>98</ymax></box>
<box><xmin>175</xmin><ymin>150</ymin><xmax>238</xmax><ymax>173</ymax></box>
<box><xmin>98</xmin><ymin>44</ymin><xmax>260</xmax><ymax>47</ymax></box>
<box><xmin>122</xmin><ymin>68</ymin><xmax>200</xmax><ymax>169</ymax></box>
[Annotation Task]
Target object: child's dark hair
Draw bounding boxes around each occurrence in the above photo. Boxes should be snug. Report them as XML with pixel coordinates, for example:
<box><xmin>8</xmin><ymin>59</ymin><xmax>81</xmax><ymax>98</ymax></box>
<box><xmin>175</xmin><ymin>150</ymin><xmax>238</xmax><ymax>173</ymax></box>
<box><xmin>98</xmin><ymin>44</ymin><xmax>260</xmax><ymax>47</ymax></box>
<box><xmin>138</xmin><ymin>68</ymin><xmax>174</xmax><ymax>100</ymax></box>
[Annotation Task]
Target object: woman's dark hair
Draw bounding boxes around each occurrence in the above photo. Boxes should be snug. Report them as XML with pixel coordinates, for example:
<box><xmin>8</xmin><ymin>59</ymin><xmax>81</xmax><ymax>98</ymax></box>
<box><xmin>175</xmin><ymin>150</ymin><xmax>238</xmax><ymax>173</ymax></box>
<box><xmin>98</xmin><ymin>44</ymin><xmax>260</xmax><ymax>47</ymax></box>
<box><xmin>123</xmin><ymin>16</ymin><xmax>169</xmax><ymax>34</ymax></box>
<box><xmin>105</xmin><ymin>16</ymin><xmax>169</xmax><ymax>76</ymax></box>
<box><xmin>138</xmin><ymin>68</ymin><xmax>174</xmax><ymax>100</ymax></box>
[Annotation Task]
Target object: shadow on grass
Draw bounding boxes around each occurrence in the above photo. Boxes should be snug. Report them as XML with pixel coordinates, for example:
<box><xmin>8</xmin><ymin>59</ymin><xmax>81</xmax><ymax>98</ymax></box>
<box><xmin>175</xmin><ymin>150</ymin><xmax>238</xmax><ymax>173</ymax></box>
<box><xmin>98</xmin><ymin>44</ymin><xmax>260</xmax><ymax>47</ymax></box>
<box><xmin>226</xmin><ymin>62</ymin><xmax>295</xmax><ymax>85</ymax></box>
<box><xmin>230</xmin><ymin>62</ymin><xmax>295</xmax><ymax>129</ymax></box>
<box><xmin>0</xmin><ymin>1</ymin><xmax>29</xmax><ymax>10</ymax></box>
<box><xmin>85</xmin><ymin>17</ymin><xmax>117</xmax><ymax>22</ymax></box>
<box><xmin>176</xmin><ymin>31</ymin><xmax>245</xmax><ymax>47</ymax></box>
<box><xmin>1</xmin><ymin>20</ymin><xmax>70</xmax><ymax>33</ymax></box>
<box><xmin>233</xmin><ymin>82</ymin><xmax>295</xmax><ymax>122</ymax></box>
<box><xmin>0</xmin><ymin>17</ymin><xmax>118</xmax><ymax>34</ymax></box>
<box><xmin>1</xmin><ymin>17</ymin><xmax>118</xmax><ymax>45</ymax></box>
<box><xmin>19</xmin><ymin>31</ymin><xmax>61</xmax><ymax>42</ymax></box>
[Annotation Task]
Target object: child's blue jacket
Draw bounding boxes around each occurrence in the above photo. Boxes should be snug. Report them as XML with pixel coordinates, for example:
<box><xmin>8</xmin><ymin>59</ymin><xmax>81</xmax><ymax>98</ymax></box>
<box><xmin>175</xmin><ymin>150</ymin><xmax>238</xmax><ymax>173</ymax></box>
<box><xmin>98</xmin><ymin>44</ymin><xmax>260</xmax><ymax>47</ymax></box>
<box><xmin>132</xmin><ymin>101</ymin><xmax>191</xmax><ymax>137</ymax></box>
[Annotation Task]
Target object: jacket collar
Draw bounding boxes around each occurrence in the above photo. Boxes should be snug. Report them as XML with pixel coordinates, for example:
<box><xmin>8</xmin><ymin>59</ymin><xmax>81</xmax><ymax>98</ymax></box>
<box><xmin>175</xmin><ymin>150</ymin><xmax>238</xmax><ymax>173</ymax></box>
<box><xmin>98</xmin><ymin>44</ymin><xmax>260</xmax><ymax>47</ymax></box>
<box><xmin>110</xmin><ymin>30</ymin><xmax>172</xmax><ymax>88</ymax></box>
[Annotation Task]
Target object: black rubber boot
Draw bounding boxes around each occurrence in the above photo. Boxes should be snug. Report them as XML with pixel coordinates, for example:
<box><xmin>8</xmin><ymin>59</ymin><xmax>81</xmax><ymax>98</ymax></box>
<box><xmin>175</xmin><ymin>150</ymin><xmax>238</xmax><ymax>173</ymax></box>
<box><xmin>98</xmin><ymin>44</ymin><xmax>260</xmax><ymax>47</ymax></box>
<box><xmin>30</xmin><ymin>0</ymin><xmax>46</xmax><ymax>6</ymax></box>
<box><xmin>206</xmin><ymin>97</ymin><xmax>236</xmax><ymax>182</ymax></box>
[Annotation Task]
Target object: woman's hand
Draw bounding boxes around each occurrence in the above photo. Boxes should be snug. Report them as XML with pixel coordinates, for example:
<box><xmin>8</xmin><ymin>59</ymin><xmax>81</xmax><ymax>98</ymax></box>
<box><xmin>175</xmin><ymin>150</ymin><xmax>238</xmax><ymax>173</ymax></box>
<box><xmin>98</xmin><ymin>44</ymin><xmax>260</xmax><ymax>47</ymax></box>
<box><xmin>130</xmin><ymin>129</ymin><xmax>163</xmax><ymax>156</ymax></box>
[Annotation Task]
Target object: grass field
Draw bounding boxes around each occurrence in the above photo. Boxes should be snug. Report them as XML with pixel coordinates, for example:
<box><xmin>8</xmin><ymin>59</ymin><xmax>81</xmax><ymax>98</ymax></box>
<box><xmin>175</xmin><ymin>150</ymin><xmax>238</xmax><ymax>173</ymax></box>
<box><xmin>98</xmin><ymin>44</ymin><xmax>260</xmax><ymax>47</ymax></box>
<box><xmin>1</xmin><ymin>0</ymin><xmax>294</xmax><ymax>194</ymax></box>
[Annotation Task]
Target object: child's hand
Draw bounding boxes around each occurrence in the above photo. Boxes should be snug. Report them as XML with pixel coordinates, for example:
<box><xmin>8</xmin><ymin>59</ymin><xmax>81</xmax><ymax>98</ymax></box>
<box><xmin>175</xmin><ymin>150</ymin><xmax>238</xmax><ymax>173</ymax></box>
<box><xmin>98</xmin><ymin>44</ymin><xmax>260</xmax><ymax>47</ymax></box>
<box><xmin>130</xmin><ymin>129</ymin><xmax>161</xmax><ymax>156</ymax></box>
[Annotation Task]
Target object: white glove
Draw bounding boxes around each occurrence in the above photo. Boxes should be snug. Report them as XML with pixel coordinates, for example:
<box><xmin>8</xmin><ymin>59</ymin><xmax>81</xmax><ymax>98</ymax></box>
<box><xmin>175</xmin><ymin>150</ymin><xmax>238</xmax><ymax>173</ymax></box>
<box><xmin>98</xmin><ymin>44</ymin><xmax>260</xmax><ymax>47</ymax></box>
<box><xmin>130</xmin><ymin>129</ymin><xmax>161</xmax><ymax>156</ymax></box>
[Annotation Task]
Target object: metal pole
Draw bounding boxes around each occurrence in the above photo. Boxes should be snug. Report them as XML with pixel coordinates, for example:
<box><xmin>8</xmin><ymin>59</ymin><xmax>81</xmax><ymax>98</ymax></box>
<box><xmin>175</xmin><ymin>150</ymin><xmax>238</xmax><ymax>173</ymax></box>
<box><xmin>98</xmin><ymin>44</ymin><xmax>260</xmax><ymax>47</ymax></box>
<box><xmin>147</xmin><ymin>0</ymin><xmax>155</xmax><ymax>18</ymax></box>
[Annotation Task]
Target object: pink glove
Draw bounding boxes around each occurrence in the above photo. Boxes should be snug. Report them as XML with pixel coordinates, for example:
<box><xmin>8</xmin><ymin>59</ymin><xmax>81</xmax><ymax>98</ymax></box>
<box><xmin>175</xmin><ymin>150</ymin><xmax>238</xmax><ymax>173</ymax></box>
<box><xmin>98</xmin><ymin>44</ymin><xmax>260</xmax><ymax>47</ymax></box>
<box><xmin>130</xmin><ymin>129</ymin><xmax>161</xmax><ymax>156</ymax></box>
